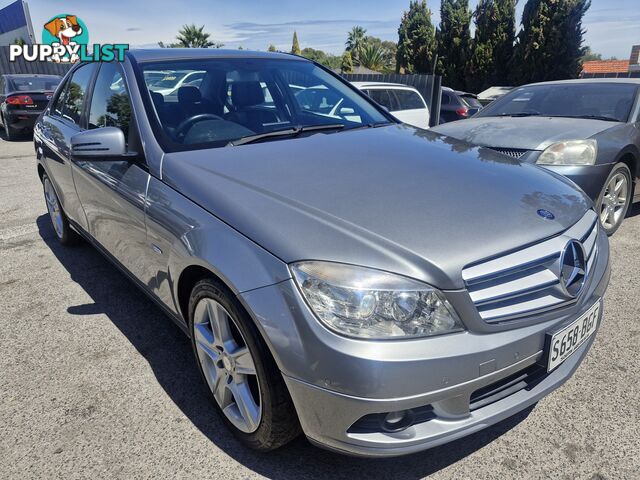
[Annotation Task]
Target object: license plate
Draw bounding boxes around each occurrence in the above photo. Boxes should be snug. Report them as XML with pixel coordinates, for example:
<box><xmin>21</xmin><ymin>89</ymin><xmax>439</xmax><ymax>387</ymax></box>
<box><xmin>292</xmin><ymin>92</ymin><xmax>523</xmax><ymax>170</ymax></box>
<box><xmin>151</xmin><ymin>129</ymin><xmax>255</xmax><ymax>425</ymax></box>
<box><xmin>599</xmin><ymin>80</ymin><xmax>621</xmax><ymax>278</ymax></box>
<box><xmin>546</xmin><ymin>301</ymin><xmax>600</xmax><ymax>372</ymax></box>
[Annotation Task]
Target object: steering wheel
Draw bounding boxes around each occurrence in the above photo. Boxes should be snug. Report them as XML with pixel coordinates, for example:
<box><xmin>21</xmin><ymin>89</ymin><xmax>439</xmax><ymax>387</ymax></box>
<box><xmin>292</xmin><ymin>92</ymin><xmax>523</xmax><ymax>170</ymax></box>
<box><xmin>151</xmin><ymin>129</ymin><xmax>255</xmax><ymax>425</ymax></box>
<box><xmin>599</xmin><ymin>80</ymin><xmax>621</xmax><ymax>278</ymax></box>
<box><xmin>174</xmin><ymin>113</ymin><xmax>224</xmax><ymax>139</ymax></box>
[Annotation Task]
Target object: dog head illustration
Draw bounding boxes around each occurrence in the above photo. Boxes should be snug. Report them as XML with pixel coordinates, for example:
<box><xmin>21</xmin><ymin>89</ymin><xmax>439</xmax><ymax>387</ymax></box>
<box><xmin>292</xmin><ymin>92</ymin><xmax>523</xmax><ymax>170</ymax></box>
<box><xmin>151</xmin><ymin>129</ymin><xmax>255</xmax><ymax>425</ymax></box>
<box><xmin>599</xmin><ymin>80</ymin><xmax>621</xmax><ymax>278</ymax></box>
<box><xmin>44</xmin><ymin>15</ymin><xmax>83</xmax><ymax>45</ymax></box>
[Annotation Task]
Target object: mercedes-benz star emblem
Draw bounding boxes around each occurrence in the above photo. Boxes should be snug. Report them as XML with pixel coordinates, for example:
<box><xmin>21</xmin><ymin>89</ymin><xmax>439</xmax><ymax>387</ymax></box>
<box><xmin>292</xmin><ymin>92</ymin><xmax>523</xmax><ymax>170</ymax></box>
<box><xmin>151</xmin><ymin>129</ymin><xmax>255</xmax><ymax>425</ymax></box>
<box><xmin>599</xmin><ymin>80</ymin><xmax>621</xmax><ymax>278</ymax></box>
<box><xmin>559</xmin><ymin>240</ymin><xmax>587</xmax><ymax>298</ymax></box>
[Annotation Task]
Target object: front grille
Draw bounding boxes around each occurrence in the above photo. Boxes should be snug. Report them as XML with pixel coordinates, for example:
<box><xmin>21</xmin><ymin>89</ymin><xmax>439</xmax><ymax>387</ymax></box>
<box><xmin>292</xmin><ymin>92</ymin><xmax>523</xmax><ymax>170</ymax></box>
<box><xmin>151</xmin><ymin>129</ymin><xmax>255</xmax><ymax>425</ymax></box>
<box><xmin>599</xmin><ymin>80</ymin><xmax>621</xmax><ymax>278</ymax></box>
<box><xmin>462</xmin><ymin>210</ymin><xmax>599</xmax><ymax>323</ymax></box>
<box><xmin>487</xmin><ymin>147</ymin><xmax>530</xmax><ymax>159</ymax></box>
<box><xmin>470</xmin><ymin>364</ymin><xmax>548</xmax><ymax>411</ymax></box>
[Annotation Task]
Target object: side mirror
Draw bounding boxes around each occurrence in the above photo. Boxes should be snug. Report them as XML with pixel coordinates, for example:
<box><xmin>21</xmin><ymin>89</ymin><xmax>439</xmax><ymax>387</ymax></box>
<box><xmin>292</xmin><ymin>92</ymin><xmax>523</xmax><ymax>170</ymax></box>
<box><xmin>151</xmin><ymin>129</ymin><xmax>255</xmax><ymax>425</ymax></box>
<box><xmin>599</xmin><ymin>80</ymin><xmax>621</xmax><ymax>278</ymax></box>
<box><xmin>71</xmin><ymin>127</ymin><xmax>132</xmax><ymax>160</ymax></box>
<box><xmin>339</xmin><ymin>107</ymin><xmax>356</xmax><ymax>115</ymax></box>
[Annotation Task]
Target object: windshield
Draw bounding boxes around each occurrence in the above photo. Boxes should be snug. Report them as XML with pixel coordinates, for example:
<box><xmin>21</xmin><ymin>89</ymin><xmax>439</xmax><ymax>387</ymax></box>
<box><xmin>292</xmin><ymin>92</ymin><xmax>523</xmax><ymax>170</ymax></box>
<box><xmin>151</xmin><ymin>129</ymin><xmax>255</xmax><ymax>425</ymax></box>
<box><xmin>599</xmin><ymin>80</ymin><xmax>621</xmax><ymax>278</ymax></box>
<box><xmin>8</xmin><ymin>76</ymin><xmax>60</xmax><ymax>92</ymax></box>
<box><xmin>478</xmin><ymin>83</ymin><xmax>638</xmax><ymax>122</ymax></box>
<box><xmin>137</xmin><ymin>58</ymin><xmax>389</xmax><ymax>151</ymax></box>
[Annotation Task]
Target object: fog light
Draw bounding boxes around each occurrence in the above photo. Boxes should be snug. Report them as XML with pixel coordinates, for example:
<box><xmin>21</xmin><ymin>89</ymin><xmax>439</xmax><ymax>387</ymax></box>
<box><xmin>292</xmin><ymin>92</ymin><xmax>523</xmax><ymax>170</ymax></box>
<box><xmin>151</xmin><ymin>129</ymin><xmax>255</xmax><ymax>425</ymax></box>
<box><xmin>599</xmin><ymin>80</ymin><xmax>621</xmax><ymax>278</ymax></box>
<box><xmin>381</xmin><ymin>409</ymin><xmax>415</xmax><ymax>433</ymax></box>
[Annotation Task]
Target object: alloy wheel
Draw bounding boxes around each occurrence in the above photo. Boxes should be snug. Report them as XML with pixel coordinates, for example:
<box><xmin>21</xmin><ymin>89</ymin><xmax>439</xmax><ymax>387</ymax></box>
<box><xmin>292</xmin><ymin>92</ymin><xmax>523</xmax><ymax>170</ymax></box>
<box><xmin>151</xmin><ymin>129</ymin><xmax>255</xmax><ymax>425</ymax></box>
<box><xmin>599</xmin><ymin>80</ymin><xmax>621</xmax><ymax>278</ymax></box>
<box><xmin>599</xmin><ymin>172</ymin><xmax>629</xmax><ymax>231</ymax></box>
<box><xmin>43</xmin><ymin>178</ymin><xmax>64</xmax><ymax>239</ymax></box>
<box><xmin>193</xmin><ymin>297</ymin><xmax>262</xmax><ymax>433</ymax></box>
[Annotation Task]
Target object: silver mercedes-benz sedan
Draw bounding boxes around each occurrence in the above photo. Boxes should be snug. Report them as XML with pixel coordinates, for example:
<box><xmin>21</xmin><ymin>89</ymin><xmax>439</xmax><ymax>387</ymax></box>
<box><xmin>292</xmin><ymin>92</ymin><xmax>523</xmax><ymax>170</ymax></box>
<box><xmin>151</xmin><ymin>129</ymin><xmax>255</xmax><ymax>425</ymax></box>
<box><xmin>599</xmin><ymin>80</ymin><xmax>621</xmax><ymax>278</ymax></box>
<box><xmin>34</xmin><ymin>49</ymin><xmax>610</xmax><ymax>457</ymax></box>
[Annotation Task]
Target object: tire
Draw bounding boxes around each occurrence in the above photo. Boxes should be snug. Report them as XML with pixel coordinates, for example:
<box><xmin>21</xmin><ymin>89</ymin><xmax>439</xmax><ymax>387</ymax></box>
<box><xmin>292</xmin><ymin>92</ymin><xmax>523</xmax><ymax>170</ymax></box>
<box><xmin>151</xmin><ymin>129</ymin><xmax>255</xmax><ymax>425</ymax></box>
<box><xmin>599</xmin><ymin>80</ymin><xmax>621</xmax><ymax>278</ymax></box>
<box><xmin>596</xmin><ymin>162</ymin><xmax>632</xmax><ymax>236</ymax></box>
<box><xmin>3</xmin><ymin>116</ymin><xmax>17</xmax><ymax>141</ymax></box>
<box><xmin>42</xmin><ymin>173</ymin><xmax>80</xmax><ymax>245</ymax></box>
<box><xmin>188</xmin><ymin>278</ymin><xmax>300</xmax><ymax>451</ymax></box>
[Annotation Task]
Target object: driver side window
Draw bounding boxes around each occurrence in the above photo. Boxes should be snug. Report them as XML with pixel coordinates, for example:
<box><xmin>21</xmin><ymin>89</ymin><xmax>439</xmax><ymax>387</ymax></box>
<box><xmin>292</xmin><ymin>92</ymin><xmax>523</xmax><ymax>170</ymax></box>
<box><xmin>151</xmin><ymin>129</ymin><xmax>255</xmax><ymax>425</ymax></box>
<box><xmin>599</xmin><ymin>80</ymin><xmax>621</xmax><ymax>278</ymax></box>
<box><xmin>88</xmin><ymin>63</ymin><xmax>132</xmax><ymax>142</ymax></box>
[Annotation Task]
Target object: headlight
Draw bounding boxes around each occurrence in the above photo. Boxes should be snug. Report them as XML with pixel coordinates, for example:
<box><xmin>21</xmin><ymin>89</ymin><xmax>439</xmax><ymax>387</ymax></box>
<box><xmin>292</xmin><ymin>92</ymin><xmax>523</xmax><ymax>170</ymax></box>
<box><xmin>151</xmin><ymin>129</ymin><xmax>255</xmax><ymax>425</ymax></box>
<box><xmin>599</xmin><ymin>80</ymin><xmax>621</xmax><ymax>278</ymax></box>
<box><xmin>290</xmin><ymin>261</ymin><xmax>464</xmax><ymax>339</ymax></box>
<box><xmin>536</xmin><ymin>139</ymin><xmax>597</xmax><ymax>166</ymax></box>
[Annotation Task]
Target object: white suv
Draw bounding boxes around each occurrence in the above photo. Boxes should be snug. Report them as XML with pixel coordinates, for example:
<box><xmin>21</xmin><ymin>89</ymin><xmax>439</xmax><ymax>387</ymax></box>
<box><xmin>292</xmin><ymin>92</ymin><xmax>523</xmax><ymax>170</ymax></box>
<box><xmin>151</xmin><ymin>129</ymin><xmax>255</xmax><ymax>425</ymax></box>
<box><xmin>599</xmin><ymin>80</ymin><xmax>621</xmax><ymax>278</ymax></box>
<box><xmin>352</xmin><ymin>82</ymin><xmax>430</xmax><ymax>129</ymax></box>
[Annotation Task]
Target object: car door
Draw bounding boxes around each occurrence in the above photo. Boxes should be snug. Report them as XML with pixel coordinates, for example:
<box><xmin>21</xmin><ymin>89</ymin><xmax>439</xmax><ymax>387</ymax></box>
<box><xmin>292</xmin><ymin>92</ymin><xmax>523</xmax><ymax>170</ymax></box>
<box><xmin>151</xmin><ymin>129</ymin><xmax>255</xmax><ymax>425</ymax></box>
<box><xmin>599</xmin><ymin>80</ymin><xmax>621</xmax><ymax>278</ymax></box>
<box><xmin>392</xmin><ymin>89</ymin><xmax>430</xmax><ymax>129</ymax></box>
<box><xmin>70</xmin><ymin>62</ymin><xmax>151</xmax><ymax>280</ymax></box>
<box><xmin>37</xmin><ymin>64</ymin><xmax>98</xmax><ymax>231</ymax></box>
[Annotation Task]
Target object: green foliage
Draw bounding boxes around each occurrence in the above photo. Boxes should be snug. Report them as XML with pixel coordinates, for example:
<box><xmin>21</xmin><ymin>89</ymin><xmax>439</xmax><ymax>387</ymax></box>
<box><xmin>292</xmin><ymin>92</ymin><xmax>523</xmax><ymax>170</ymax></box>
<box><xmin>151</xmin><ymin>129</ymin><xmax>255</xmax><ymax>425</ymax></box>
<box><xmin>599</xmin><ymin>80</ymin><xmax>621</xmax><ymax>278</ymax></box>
<box><xmin>363</xmin><ymin>36</ymin><xmax>397</xmax><ymax>72</ymax></box>
<box><xmin>346</xmin><ymin>26</ymin><xmax>367</xmax><ymax>62</ymax></box>
<box><xmin>291</xmin><ymin>31</ymin><xmax>301</xmax><ymax>55</ymax></box>
<box><xmin>267</xmin><ymin>44</ymin><xmax>278</xmax><ymax>52</ymax></box>
<box><xmin>300</xmin><ymin>48</ymin><xmax>341</xmax><ymax>69</ymax></box>
<box><xmin>582</xmin><ymin>46</ymin><xmax>602</xmax><ymax>62</ymax></box>
<box><xmin>436</xmin><ymin>0</ymin><xmax>472</xmax><ymax>90</ymax></box>
<box><xmin>172</xmin><ymin>24</ymin><xmax>222</xmax><ymax>48</ymax></box>
<box><xmin>468</xmin><ymin>0</ymin><xmax>516</xmax><ymax>93</ymax></box>
<box><xmin>358</xmin><ymin>43</ymin><xmax>392</xmax><ymax>72</ymax></box>
<box><xmin>12</xmin><ymin>37</ymin><xmax>26</xmax><ymax>46</ymax></box>
<box><xmin>341</xmin><ymin>51</ymin><xmax>354</xmax><ymax>73</ymax></box>
<box><xmin>512</xmin><ymin>0</ymin><xmax>591</xmax><ymax>84</ymax></box>
<box><xmin>397</xmin><ymin>0</ymin><xmax>437</xmax><ymax>74</ymax></box>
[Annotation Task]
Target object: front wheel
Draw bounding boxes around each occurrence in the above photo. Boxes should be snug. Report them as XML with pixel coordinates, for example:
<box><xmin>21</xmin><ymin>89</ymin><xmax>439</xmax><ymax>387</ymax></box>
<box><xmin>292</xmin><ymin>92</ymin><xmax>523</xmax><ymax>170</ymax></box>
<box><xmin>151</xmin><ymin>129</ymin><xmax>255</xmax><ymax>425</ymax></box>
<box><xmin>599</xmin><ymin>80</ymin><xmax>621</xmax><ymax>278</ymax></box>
<box><xmin>188</xmin><ymin>278</ymin><xmax>300</xmax><ymax>451</ymax></box>
<box><xmin>597</xmin><ymin>163</ymin><xmax>632</xmax><ymax>236</ymax></box>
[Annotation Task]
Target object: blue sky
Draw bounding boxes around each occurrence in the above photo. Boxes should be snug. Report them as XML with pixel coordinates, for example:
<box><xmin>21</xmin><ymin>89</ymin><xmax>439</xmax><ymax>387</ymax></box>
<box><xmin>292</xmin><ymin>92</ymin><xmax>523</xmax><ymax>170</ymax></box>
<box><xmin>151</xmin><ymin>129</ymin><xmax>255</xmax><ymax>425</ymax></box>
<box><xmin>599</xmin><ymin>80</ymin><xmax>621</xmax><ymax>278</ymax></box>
<box><xmin>17</xmin><ymin>0</ymin><xmax>640</xmax><ymax>59</ymax></box>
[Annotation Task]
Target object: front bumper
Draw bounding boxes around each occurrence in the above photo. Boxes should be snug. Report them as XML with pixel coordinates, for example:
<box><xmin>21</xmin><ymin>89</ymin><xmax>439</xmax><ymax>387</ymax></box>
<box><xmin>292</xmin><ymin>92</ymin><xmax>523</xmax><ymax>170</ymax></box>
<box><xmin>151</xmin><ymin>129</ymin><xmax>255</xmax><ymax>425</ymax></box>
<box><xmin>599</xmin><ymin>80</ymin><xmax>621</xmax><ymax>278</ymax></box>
<box><xmin>538</xmin><ymin>163</ymin><xmax>615</xmax><ymax>202</ymax></box>
<box><xmin>239</xmin><ymin>230</ymin><xmax>610</xmax><ymax>457</ymax></box>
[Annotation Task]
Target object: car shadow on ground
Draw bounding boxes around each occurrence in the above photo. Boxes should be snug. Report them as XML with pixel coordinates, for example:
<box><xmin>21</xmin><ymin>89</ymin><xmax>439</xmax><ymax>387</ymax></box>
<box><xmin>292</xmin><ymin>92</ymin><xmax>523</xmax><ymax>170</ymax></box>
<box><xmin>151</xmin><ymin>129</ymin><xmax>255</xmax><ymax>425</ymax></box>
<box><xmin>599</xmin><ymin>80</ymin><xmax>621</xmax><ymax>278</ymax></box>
<box><xmin>0</xmin><ymin>129</ymin><xmax>33</xmax><ymax>142</ymax></box>
<box><xmin>37</xmin><ymin>214</ymin><xmax>534</xmax><ymax>479</ymax></box>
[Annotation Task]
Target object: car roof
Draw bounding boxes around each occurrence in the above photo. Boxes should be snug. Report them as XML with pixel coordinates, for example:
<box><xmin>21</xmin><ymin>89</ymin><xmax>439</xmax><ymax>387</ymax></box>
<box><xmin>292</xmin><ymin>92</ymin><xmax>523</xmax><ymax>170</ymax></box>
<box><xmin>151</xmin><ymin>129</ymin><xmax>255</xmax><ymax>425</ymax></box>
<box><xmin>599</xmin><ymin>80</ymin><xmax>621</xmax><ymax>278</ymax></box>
<box><xmin>523</xmin><ymin>78</ymin><xmax>640</xmax><ymax>87</ymax></box>
<box><xmin>3</xmin><ymin>74</ymin><xmax>61</xmax><ymax>78</ymax></box>
<box><xmin>128</xmin><ymin>48</ymin><xmax>305</xmax><ymax>63</ymax></box>
<box><xmin>351</xmin><ymin>81</ymin><xmax>419</xmax><ymax>91</ymax></box>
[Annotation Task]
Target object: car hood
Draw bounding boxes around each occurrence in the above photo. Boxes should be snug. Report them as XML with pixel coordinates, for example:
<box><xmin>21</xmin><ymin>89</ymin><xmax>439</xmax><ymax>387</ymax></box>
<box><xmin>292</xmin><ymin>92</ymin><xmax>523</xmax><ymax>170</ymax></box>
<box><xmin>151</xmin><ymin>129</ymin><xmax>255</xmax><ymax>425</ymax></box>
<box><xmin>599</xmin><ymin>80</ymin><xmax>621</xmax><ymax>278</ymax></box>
<box><xmin>162</xmin><ymin>125</ymin><xmax>591</xmax><ymax>289</ymax></box>
<box><xmin>432</xmin><ymin>116</ymin><xmax>617</xmax><ymax>150</ymax></box>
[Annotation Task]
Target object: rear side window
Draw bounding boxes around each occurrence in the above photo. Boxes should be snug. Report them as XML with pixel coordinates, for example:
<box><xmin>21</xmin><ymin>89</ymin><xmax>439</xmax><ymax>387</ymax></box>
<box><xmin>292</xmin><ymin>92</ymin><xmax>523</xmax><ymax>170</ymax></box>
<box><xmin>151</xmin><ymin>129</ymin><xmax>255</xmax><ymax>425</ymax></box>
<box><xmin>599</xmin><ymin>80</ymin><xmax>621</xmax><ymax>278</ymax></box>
<box><xmin>60</xmin><ymin>64</ymin><xmax>96</xmax><ymax>125</ymax></box>
<box><xmin>394</xmin><ymin>89</ymin><xmax>425</xmax><ymax>111</ymax></box>
<box><xmin>441</xmin><ymin>93</ymin><xmax>451</xmax><ymax>105</ymax></box>
<box><xmin>368</xmin><ymin>89</ymin><xmax>399</xmax><ymax>111</ymax></box>
<box><xmin>88</xmin><ymin>63</ymin><xmax>132</xmax><ymax>141</ymax></box>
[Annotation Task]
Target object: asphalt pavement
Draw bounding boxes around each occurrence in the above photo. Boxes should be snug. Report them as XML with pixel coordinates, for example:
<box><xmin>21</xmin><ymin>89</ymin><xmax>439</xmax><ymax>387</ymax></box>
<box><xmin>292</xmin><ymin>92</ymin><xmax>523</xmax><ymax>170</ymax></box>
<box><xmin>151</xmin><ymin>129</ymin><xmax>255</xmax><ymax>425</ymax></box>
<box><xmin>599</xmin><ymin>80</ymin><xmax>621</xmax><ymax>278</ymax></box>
<box><xmin>0</xmin><ymin>132</ymin><xmax>638</xmax><ymax>479</ymax></box>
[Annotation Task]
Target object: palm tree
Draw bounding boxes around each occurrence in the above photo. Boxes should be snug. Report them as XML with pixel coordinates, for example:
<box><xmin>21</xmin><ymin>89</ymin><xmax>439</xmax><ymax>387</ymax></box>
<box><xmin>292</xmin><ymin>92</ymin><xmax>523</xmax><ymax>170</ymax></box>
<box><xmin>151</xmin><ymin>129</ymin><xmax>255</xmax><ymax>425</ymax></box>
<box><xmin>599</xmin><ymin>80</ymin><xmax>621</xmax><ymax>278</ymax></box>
<box><xmin>357</xmin><ymin>43</ymin><xmax>389</xmax><ymax>72</ymax></box>
<box><xmin>175</xmin><ymin>24</ymin><xmax>221</xmax><ymax>48</ymax></box>
<box><xmin>346</xmin><ymin>26</ymin><xmax>367</xmax><ymax>61</ymax></box>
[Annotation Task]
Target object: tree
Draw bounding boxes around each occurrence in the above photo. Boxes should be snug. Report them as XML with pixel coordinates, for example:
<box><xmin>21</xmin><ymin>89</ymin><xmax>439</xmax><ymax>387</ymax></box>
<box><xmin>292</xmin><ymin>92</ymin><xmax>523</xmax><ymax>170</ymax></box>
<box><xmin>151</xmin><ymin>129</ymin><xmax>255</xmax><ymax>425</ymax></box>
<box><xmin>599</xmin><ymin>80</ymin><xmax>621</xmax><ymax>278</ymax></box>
<box><xmin>358</xmin><ymin>43</ymin><xmax>391</xmax><ymax>72</ymax></box>
<box><xmin>512</xmin><ymin>0</ymin><xmax>591</xmax><ymax>84</ymax></box>
<box><xmin>346</xmin><ymin>26</ymin><xmax>367</xmax><ymax>62</ymax></box>
<box><xmin>582</xmin><ymin>46</ymin><xmax>602</xmax><ymax>62</ymax></box>
<box><xmin>396</xmin><ymin>0</ymin><xmax>437</xmax><ymax>74</ymax></box>
<box><xmin>436</xmin><ymin>0</ymin><xmax>472</xmax><ymax>90</ymax></box>
<box><xmin>174</xmin><ymin>24</ymin><xmax>222</xmax><ymax>48</ymax></box>
<box><xmin>363</xmin><ymin>36</ymin><xmax>397</xmax><ymax>72</ymax></box>
<box><xmin>268</xmin><ymin>44</ymin><xmax>278</xmax><ymax>52</ymax></box>
<box><xmin>300</xmin><ymin>47</ymin><xmax>341</xmax><ymax>69</ymax></box>
<box><xmin>341</xmin><ymin>51</ymin><xmax>354</xmax><ymax>73</ymax></box>
<box><xmin>291</xmin><ymin>31</ymin><xmax>301</xmax><ymax>55</ymax></box>
<box><xmin>468</xmin><ymin>0</ymin><xmax>516</xmax><ymax>93</ymax></box>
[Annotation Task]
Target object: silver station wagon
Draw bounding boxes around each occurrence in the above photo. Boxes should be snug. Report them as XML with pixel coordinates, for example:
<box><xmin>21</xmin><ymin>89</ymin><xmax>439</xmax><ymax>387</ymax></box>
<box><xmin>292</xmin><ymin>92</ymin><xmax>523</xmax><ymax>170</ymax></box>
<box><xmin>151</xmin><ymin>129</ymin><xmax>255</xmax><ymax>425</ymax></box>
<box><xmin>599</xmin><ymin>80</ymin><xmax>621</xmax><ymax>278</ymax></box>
<box><xmin>35</xmin><ymin>50</ymin><xmax>610</xmax><ymax>457</ymax></box>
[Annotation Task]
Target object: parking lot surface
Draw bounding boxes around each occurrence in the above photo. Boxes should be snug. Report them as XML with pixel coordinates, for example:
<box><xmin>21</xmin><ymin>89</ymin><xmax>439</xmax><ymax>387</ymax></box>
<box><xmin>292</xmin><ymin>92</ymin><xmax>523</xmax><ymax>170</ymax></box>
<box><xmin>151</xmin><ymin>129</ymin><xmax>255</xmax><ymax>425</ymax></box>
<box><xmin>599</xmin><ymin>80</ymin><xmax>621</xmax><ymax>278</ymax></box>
<box><xmin>1</xmin><ymin>134</ymin><xmax>638</xmax><ymax>479</ymax></box>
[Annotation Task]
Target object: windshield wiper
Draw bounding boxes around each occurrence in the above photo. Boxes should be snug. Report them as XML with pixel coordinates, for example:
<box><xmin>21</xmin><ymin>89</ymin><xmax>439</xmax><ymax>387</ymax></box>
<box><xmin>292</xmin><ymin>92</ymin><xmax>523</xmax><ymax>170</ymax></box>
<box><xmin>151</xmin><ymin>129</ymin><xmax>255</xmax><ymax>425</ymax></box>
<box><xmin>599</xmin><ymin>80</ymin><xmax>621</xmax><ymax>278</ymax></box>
<box><xmin>493</xmin><ymin>112</ymin><xmax>541</xmax><ymax>117</ymax></box>
<box><xmin>228</xmin><ymin>124</ymin><xmax>345</xmax><ymax>147</ymax></box>
<box><xmin>552</xmin><ymin>114</ymin><xmax>620</xmax><ymax>122</ymax></box>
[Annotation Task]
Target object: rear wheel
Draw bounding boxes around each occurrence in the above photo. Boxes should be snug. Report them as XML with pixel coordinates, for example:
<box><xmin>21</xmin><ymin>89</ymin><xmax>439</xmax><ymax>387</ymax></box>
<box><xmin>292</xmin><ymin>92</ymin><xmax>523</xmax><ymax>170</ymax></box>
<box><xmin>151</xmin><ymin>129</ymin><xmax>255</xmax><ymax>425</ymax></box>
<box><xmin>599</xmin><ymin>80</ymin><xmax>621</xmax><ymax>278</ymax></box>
<box><xmin>188</xmin><ymin>278</ymin><xmax>300</xmax><ymax>451</ymax></box>
<box><xmin>597</xmin><ymin>162</ymin><xmax>632</xmax><ymax>236</ymax></box>
<box><xmin>3</xmin><ymin>116</ymin><xmax>17</xmax><ymax>141</ymax></box>
<box><xmin>42</xmin><ymin>174</ymin><xmax>80</xmax><ymax>245</ymax></box>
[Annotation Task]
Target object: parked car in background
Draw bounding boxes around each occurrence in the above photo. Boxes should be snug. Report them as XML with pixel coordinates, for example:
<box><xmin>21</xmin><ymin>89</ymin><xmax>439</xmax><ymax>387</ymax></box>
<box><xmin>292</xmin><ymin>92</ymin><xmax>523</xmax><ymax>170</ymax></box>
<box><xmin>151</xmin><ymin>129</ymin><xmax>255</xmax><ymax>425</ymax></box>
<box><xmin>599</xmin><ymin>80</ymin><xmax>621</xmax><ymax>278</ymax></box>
<box><xmin>477</xmin><ymin>86</ymin><xmax>514</xmax><ymax>106</ymax></box>
<box><xmin>439</xmin><ymin>86</ymin><xmax>483</xmax><ymax>123</ymax></box>
<box><xmin>0</xmin><ymin>74</ymin><xmax>61</xmax><ymax>140</ymax></box>
<box><xmin>353</xmin><ymin>82</ymin><xmax>430</xmax><ymax>129</ymax></box>
<box><xmin>148</xmin><ymin>70</ymin><xmax>206</xmax><ymax>96</ymax></box>
<box><xmin>433</xmin><ymin>79</ymin><xmax>640</xmax><ymax>235</ymax></box>
<box><xmin>35</xmin><ymin>50</ymin><xmax>610</xmax><ymax>457</ymax></box>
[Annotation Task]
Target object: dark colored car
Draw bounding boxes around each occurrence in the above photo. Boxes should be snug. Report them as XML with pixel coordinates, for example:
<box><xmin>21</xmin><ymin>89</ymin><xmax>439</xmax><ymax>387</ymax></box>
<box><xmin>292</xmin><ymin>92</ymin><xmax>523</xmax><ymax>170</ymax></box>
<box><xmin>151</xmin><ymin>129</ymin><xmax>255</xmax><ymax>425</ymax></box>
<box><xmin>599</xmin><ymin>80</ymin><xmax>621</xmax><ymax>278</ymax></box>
<box><xmin>433</xmin><ymin>79</ymin><xmax>640</xmax><ymax>235</ymax></box>
<box><xmin>0</xmin><ymin>74</ymin><xmax>61</xmax><ymax>140</ymax></box>
<box><xmin>439</xmin><ymin>87</ymin><xmax>483</xmax><ymax>124</ymax></box>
